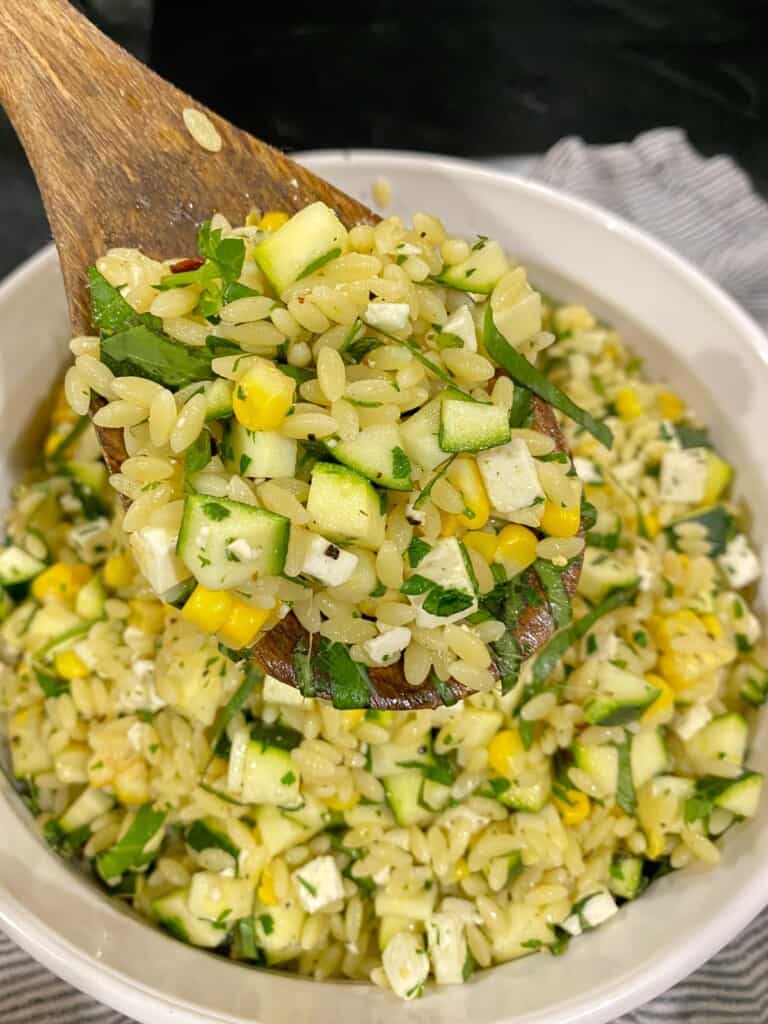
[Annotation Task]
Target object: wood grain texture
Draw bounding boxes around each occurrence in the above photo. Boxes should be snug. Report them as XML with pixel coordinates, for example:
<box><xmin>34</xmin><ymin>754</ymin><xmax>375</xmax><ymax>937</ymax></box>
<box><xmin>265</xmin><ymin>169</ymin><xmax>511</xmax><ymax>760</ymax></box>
<box><xmin>0</xmin><ymin>0</ymin><xmax>583</xmax><ymax>707</ymax></box>
<box><xmin>0</xmin><ymin>0</ymin><xmax>375</xmax><ymax>335</ymax></box>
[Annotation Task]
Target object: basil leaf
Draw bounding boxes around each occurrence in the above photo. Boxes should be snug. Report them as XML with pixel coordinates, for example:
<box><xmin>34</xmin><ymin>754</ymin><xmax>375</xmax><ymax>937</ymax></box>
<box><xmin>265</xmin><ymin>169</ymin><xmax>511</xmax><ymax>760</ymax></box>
<box><xmin>96</xmin><ymin>803</ymin><xmax>166</xmax><ymax>881</ymax></box>
<box><xmin>407</xmin><ymin>538</ymin><xmax>432</xmax><ymax>568</ymax></box>
<box><xmin>88</xmin><ymin>267</ymin><xmax>161</xmax><ymax>335</ymax></box>
<box><xmin>311</xmin><ymin>637</ymin><xmax>371</xmax><ymax>709</ymax></box>
<box><xmin>250</xmin><ymin>719</ymin><xmax>303</xmax><ymax>751</ymax></box>
<box><xmin>34</xmin><ymin>665</ymin><xmax>69</xmax><ymax>697</ymax></box>
<box><xmin>508</xmin><ymin>384</ymin><xmax>533</xmax><ymax>428</ymax></box>
<box><xmin>529</xmin><ymin>585</ymin><xmax>639</xmax><ymax>692</ymax></box>
<box><xmin>198</xmin><ymin>222</ymin><xmax>246</xmax><ymax>284</ymax></box>
<box><xmin>616</xmin><ymin>737</ymin><xmax>637</xmax><ymax>814</ymax></box>
<box><xmin>534</xmin><ymin>559</ymin><xmax>572</xmax><ymax>629</ymax></box>
<box><xmin>100</xmin><ymin>326</ymin><xmax>215</xmax><ymax>389</ymax></box>
<box><xmin>157</xmin><ymin>262</ymin><xmax>220</xmax><ymax>290</ymax></box>
<box><xmin>206</xmin><ymin>662</ymin><xmax>262</xmax><ymax>766</ymax></box>
<box><xmin>422</xmin><ymin>586</ymin><xmax>474</xmax><ymax>617</ymax></box>
<box><xmin>392</xmin><ymin>446</ymin><xmax>411</xmax><ymax>480</ymax></box>
<box><xmin>297</xmin><ymin>247</ymin><xmax>342</xmax><ymax>280</ymax></box>
<box><xmin>184</xmin><ymin>429</ymin><xmax>212</xmax><ymax>475</ymax></box>
<box><xmin>400</xmin><ymin>574</ymin><xmax>436</xmax><ymax>596</ymax></box>
<box><xmin>413</xmin><ymin>455</ymin><xmax>457</xmax><ymax>510</ymax></box>
<box><xmin>484</xmin><ymin>305</ymin><xmax>613</xmax><ymax>449</ymax></box>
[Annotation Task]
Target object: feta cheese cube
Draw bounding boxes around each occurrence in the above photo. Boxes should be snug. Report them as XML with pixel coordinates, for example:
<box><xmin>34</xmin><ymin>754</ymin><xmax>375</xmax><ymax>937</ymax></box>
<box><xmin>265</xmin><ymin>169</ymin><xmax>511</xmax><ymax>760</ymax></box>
<box><xmin>262</xmin><ymin>674</ymin><xmax>309</xmax><ymax>706</ymax></box>
<box><xmin>381</xmin><ymin>930</ymin><xmax>430</xmax><ymax>1000</ymax></box>
<box><xmin>68</xmin><ymin>517</ymin><xmax>111</xmax><ymax>563</ymax></box>
<box><xmin>129</xmin><ymin>524</ymin><xmax>189</xmax><ymax>596</ymax></box>
<box><xmin>719</xmin><ymin>534</ymin><xmax>761</xmax><ymax>589</ymax></box>
<box><xmin>561</xmin><ymin>913</ymin><xmax>583</xmax><ymax>937</ymax></box>
<box><xmin>580</xmin><ymin>890</ymin><xmax>618</xmax><ymax>928</ymax></box>
<box><xmin>292</xmin><ymin>855</ymin><xmax>344</xmax><ymax>913</ymax></box>
<box><xmin>301</xmin><ymin>534</ymin><xmax>358</xmax><ymax>587</ymax></box>
<box><xmin>225</xmin><ymin>538</ymin><xmax>255</xmax><ymax>563</ymax></box>
<box><xmin>573</xmin><ymin>457</ymin><xmax>602</xmax><ymax>484</ymax></box>
<box><xmin>364</xmin><ymin>302</ymin><xmax>411</xmax><ymax>333</ymax></box>
<box><xmin>406</xmin><ymin>538</ymin><xmax>477</xmax><ymax>628</ymax></box>
<box><xmin>441</xmin><ymin>305</ymin><xmax>477</xmax><ymax>352</ymax></box>
<box><xmin>364</xmin><ymin>626</ymin><xmax>412</xmax><ymax>666</ymax></box>
<box><xmin>673</xmin><ymin>704</ymin><xmax>712</xmax><ymax>742</ymax></box>
<box><xmin>427</xmin><ymin>912</ymin><xmax>467</xmax><ymax>985</ymax></box>
<box><xmin>477</xmin><ymin>439</ymin><xmax>544</xmax><ymax>519</ymax></box>
<box><xmin>659</xmin><ymin>448</ymin><xmax>708</xmax><ymax>504</ymax></box>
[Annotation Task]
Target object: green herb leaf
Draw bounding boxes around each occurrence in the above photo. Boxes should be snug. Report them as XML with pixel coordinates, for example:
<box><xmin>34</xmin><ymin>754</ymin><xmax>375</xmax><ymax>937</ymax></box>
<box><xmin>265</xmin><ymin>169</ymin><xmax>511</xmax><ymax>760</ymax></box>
<box><xmin>508</xmin><ymin>384</ymin><xmax>534</xmax><ymax>429</ymax></box>
<box><xmin>674</xmin><ymin>423</ymin><xmax>711</xmax><ymax>449</ymax></box>
<box><xmin>100</xmin><ymin>325</ymin><xmax>215</xmax><ymax>389</ymax></box>
<box><xmin>298</xmin><ymin>636</ymin><xmax>371</xmax><ymax>708</ymax></box>
<box><xmin>413</xmin><ymin>455</ymin><xmax>457</xmax><ymax>510</ymax></box>
<box><xmin>616</xmin><ymin>737</ymin><xmax>637</xmax><ymax>814</ymax></box>
<box><xmin>400</xmin><ymin>574</ymin><xmax>436</xmax><ymax>596</ymax></box>
<box><xmin>534</xmin><ymin>559</ymin><xmax>572</xmax><ymax>629</ymax></box>
<box><xmin>34</xmin><ymin>665</ymin><xmax>69</xmax><ymax>698</ymax></box>
<box><xmin>184</xmin><ymin>430</ymin><xmax>212</xmax><ymax>476</ymax></box>
<box><xmin>96</xmin><ymin>803</ymin><xmax>166</xmax><ymax>882</ymax></box>
<box><xmin>297</xmin><ymin>247</ymin><xmax>342</xmax><ymax>280</ymax></box>
<box><xmin>529</xmin><ymin>585</ymin><xmax>639</xmax><ymax>693</ymax></box>
<box><xmin>250</xmin><ymin>719</ymin><xmax>303</xmax><ymax>752</ymax></box>
<box><xmin>88</xmin><ymin>267</ymin><xmax>161</xmax><ymax>335</ymax></box>
<box><xmin>407</xmin><ymin>537</ymin><xmax>432</xmax><ymax>568</ymax></box>
<box><xmin>422</xmin><ymin>586</ymin><xmax>474</xmax><ymax>617</ymax></box>
<box><xmin>206</xmin><ymin>662</ymin><xmax>262</xmax><ymax>767</ymax></box>
<box><xmin>484</xmin><ymin>305</ymin><xmax>613</xmax><ymax>448</ymax></box>
<box><xmin>392</xmin><ymin>446</ymin><xmax>411</xmax><ymax>480</ymax></box>
<box><xmin>519</xmin><ymin>718</ymin><xmax>534</xmax><ymax>750</ymax></box>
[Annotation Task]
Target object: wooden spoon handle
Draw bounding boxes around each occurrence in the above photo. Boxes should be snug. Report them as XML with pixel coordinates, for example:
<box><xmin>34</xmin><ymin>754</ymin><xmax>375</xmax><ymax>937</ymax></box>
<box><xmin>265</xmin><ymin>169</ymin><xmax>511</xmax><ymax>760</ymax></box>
<box><xmin>0</xmin><ymin>0</ymin><xmax>374</xmax><ymax>333</ymax></box>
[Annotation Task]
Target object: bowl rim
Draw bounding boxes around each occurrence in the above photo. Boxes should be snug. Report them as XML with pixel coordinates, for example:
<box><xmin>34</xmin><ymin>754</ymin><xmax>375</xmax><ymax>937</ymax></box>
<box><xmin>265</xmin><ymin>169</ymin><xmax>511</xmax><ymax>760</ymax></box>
<box><xmin>2</xmin><ymin>148</ymin><xmax>768</xmax><ymax>1024</ymax></box>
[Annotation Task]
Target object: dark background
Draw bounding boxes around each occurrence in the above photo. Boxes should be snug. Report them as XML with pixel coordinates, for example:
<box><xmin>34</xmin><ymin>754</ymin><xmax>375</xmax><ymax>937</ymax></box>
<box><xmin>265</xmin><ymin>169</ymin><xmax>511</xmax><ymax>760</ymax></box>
<box><xmin>0</xmin><ymin>0</ymin><xmax>765</xmax><ymax>278</ymax></box>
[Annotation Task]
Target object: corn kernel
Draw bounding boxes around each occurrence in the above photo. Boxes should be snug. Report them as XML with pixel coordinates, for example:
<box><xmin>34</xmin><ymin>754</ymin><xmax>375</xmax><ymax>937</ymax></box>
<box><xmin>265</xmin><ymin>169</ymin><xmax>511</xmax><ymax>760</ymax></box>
<box><xmin>182</xmin><ymin>585</ymin><xmax>234</xmax><ymax>633</ymax></box>
<box><xmin>219</xmin><ymin>601</ymin><xmax>273</xmax><ymax>648</ymax></box>
<box><xmin>440</xmin><ymin>511</ymin><xmax>460</xmax><ymax>537</ymax></box>
<box><xmin>341</xmin><ymin>710</ymin><xmax>365</xmax><ymax>728</ymax></box>
<box><xmin>114</xmin><ymin>759</ymin><xmax>150</xmax><ymax>805</ymax></box>
<box><xmin>603</xmin><ymin>341</ymin><xmax>620</xmax><ymax>359</ymax></box>
<box><xmin>703</xmin><ymin>452</ymin><xmax>732</xmax><ymax>505</ymax></box>
<box><xmin>54</xmin><ymin>649</ymin><xmax>88</xmax><ymax>680</ymax></box>
<box><xmin>463</xmin><ymin>531</ymin><xmax>498</xmax><ymax>563</ymax></box>
<box><xmin>103</xmin><ymin>554</ymin><xmax>137</xmax><ymax>589</ymax></box>
<box><xmin>232</xmin><ymin>356</ymin><xmax>295</xmax><ymax>431</ymax></box>
<box><xmin>701</xmin><ymin>613</ymin><xmax>722</xmax><ymax>638</ymax></box>
<box><xmin>326</xmin><ymin>792</ymin><xmax>360</xmax><ymax>812</ymax></box>
<box><xmin>32</xmin><ymin>562</ymin><xmax>92</xmax><ymax>603</ymax></box>
<box><xmin>615</xmin><ymin>387</ymin><xmax>643</xmax><ymax>421</ymax></box>
<box><xmin>646</xmin><ymin>830</ymin><xmax>666</xmax><ymax>860</ymax></box>
<box><xmin>657</xmin><ymin>389</ymin><xmax>685</xmax><ymax>423</ymax></box>
<box><xmin>539</xmin><ymin>501</ymin><xmax>580</xmax><ymax>539</ymax></box>
<box><xmin>553</xmin><ymin>304</ymin><xmax>595</xmax><ymax>335</ymax></box>
<box><xmin>258</xmin><ymin>211</ymin><xmax>290</xmax><ymax>232</ymax></box>
<box><xmin>487</xmin><ymin>729</ymin><xmax>523</xmax><ymax>777</ymax></box>
<box><xmin>453</xmin><ymin>858</ymin><xmax>469</xmax><ymax>882</ymax></box>
<box><xmin>554</xmin><ymin>788</ymin><xmax>591</xmax><ymax>826</ymax></box>
<box><xmin>495</xmin><ymin>524</ymin><xmax>538</xmax><ymax>575</ymax></box>
<box><xmin>642</xmin><ymin>512</ymin><xmax>660</xmax><ymax>539</ymax></box>
<box><xmin>44</xmin><ymin>430</ymin><xmax>66</xmax><ymax>457</ymax></box>
<box><xmin>448</xmin><ymin>457</ymin><xmax>490</xmax><ymax>530</ymax></box>
<box><xmin>641</xmin><ymin>673</ymin><xmax>675</xmax><ymax>724</ymax></box>
<box><xmin>257</xmin><ymin>865</ymin><xmax>279</xmax><ymax>905</ymax></box>
<box><xmin>129</xmin><ymin>599</ymin><xmax>166</xmax><ymax>635</ymax></box>
<box><xmin>653</xmin><ymin>609</ymin><xmax>700</xmax><ymax>649</ymax></box>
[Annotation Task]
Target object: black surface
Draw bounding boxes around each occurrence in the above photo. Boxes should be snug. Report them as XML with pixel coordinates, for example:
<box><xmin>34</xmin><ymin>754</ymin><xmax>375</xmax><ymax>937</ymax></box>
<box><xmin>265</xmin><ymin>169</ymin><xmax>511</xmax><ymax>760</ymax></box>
<box><xmin>1</xmin><ymin>0</ymin><xmax>765</xmax><ymax>280</ymax></box>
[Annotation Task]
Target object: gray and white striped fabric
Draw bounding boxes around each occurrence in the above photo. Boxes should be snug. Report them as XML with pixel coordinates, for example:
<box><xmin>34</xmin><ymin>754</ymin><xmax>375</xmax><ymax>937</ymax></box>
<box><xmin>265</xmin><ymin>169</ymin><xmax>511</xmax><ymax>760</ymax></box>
<box><xmin>2</xmin><ymin>127</ymin><xmax>768</xmax><ymax>1023</ymax></box>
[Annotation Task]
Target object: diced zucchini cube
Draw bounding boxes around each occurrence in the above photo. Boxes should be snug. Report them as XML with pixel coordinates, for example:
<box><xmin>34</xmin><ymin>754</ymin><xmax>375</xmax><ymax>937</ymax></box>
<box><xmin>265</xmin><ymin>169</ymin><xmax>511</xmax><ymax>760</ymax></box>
<box><xmin>306</xmin><ymin>463</ymin><xmax>385</xmax><ymax>549</ymax></box>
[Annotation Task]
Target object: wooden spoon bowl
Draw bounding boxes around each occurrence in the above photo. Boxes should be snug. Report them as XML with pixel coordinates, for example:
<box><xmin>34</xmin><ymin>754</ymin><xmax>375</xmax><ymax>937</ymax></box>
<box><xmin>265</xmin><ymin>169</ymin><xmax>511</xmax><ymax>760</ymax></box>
<box><xmin>0</xmin><ymin>0</ymin><xmax>582</xmax><ymax>709</ymax></box>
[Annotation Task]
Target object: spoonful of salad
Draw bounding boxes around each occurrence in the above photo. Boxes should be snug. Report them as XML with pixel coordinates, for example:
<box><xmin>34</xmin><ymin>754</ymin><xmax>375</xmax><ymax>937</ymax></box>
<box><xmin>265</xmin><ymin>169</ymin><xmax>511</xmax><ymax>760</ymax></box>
<box><xmin>0</xmin><ymin>0</ymin><xmax>611</xmax><ymax>710</ymax></box>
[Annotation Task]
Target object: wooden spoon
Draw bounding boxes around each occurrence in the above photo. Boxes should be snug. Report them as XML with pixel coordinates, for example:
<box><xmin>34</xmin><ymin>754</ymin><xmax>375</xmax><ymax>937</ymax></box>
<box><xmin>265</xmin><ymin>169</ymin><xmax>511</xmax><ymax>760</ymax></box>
<box><xmin>0</xmin><ymin>0</ymin><xmax>582</xmax><ymax>709</ymax></box>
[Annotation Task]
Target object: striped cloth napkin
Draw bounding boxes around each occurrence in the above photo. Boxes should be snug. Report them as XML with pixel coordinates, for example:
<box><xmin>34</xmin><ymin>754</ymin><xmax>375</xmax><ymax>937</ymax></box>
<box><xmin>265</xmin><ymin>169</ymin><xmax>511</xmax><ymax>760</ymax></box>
<box><xmin>3</xmin><ymin>127</ymin><xmax>768</xmax><ymax>1024</ymax></box>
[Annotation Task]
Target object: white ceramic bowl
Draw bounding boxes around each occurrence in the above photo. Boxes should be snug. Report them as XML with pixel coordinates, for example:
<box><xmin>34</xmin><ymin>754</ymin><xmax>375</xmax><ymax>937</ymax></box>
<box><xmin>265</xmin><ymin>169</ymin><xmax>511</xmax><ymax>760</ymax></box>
<box><xmin>2</xmin><ymin>151</ymin><xmax>768</xmax><ymax>1024</ymax></box>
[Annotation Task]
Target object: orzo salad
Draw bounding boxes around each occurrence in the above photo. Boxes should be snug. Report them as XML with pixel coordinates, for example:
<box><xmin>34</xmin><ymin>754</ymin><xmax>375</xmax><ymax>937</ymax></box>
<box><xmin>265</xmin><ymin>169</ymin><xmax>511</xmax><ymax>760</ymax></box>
<box><xmin>0</xmin><ymin>202</ymin><xmax>765</xmax><ymax>999</ymax></box>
